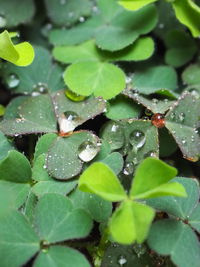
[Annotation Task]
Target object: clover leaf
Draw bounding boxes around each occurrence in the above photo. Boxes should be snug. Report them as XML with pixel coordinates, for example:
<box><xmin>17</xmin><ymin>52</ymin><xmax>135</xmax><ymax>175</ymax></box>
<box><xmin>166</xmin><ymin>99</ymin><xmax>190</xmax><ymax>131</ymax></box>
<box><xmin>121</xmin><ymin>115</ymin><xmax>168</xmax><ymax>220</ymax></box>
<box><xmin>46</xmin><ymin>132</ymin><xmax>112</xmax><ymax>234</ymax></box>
<box><xmin>0</xmin><ymin>30</ymin><xmax>34</xmax><ymax>66</ymax></box>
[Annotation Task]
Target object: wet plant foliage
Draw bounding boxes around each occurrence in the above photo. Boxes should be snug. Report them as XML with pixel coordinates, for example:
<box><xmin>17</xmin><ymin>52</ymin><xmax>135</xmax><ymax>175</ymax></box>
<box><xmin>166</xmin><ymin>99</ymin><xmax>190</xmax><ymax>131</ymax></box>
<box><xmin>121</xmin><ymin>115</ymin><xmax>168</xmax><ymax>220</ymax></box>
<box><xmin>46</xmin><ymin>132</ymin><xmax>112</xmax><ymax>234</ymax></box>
<box><xmin>0</xmin><ymin>0</ymin><xmax>200</xmax><ymax>267</ymax></box>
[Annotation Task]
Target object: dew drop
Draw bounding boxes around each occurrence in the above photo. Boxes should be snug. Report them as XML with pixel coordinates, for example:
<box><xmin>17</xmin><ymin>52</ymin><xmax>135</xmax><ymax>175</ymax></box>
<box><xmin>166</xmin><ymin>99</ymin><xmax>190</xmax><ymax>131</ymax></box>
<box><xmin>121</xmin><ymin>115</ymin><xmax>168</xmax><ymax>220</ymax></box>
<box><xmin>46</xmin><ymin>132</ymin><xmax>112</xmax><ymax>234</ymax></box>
<box><xmin>123</xmin><ymin>162</ymin><xmax>134</xmax><ymax>175</ymax></box>
<box><xmin>181</xmin><ymin>139</ymin><xmax>187</xmax><ymax>145</ymax></box>
<box><xmin>0</xmin><ymin>15</ymin><xmax>6</xmax><ymax>27</ymax></box>
<box><xmin>79</xmin><ymin>16</ymin><xmax>85</xmax><ymax>22</ymax></box>
<box><xmin>129</xmin><ymin>130</ymin><xmax>146</xmax><ymax>149</ymax></box>
<box><xmin>102</xmin><ymin>122</ymin><xmax>125</xmax><ymax>150</ymax></box>
<box><xmin>151</xmin><ymin>113</ymin><xmax>165</xmax><ymax>128</ymax></box>
<box><xmin>125</xmin><ymin>76</ymin><xmax>132</xmax><ymax>84</ymax></box>
<box><xmin>170</xmin><ymin>112</ymin><xmax>175</xmax><ymax>120</ymax></box>
<box><xmin>118</xmin><ymin>255</ymin><xmax>127</xmax><ymax>266</ymax></box>
<box><xmin>144</xmin><ymin>150</ymin><xmax>157</xmax><ymax>158</ymax></box>
<box><xmin>152</xmin><ymin>98</ymin><xmax>158</xmax><ymax>105</ymax></box>
<box><xmin>58</xmin><ymin>111</ymin><xmax>80</xmax><ymax>133</ymax></box>
<box><xmin>32</xmin><ymin>82</ymin><xmax>48</xmax><ymax>95</ymax></box>
<box><xmin>178</xmin><ymin>112</ymin><xmax>185</xmax><ymax>122</ymax></box>
<box><xmin>6</xmin><ymin>74</ymin><xmax>20</xmax><ymax>88</ymax></box>
<box><xmin>65</xmin><ymin>89</ymin><xmax>86</xmax><ymax>102</ymax></box>
<box><xmin>189</xmin><ymin>89</ymin><xmax>200</xmax><ymax>99</ymax></box>
<box><xmin>78</xmin><ymin>141</ymin><xmax>99</xmax><ymax>162</ymax></box>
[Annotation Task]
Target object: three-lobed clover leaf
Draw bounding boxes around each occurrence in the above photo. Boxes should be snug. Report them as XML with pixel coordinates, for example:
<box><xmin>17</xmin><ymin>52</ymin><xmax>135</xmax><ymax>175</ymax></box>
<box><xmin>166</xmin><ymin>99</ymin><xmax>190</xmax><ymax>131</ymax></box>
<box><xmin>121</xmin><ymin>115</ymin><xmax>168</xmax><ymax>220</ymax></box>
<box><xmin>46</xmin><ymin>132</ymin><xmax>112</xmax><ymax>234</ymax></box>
<box><xmin>78</xmin><ymin>157</ymin><xmax>186</xmax><ymax>244</ymax></box>
<box><xmin>0</xmin><ymin>30</ymin><xmax>34</xmax><ymax>66</ymax></box>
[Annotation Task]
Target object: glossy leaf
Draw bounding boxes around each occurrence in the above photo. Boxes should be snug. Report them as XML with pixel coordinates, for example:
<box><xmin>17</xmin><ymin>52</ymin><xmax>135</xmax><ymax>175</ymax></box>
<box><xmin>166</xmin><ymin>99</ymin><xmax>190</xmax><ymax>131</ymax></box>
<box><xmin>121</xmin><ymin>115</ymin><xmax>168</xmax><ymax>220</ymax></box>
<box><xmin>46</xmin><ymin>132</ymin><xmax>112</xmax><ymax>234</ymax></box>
<box><xmin>2</xmin><ymin>46</ymin><xmax>64</xmax><ymax>94</ymax></box>
<box><xmin>0</xmin><ymin>95</ymin><xmax>57</xmax><ymax>136</ymax></box>
<box><xmin>49</xmin><ymin>0</ymin><xmax>158</xmax><ymax>51</ymax></box>
<box><xmin>171</xmin><ymin>0</ymin><xmax>200</xmax><ymax>37</ymax></box>
<box><xmin>78</xmin><ymin>162</ymin><xmax>127</xmax><ymax>202</ymax></box>
<box><xmin>69</xmin><ymin>188</ymin><xmax>112</xmax><ymax>222</ymax></box>
<box><xmin>0</xmin><ymin>150</ymin><xmax>32</xmax><ymax>183</ymax></box>
<box><xmin>34</xmin><ymin>193</ymin><xmax>93</xmax><ymax>243</ymax></box>
<box><xmin>119</xmin><ymin>0</ymin><xmax>157</xmax><ymax>11</ymax></box>
<box><xmin>165</xmin><ymin>92</ymin><xmax>200</xmax><ymax>161</ymax></box>
<box><xmin>109</xmin><ymin>200</ymin><xmax>155</xmax><ymax>244</ymax></box>
<box><xmin>44</xmin><ymin>0</ymin><xmax>92</xmax><ymax>27</ymax></box>
<box><xmin>0</xmin><ymin>211</ymin><xmax>40</xmax><ymax>267</ymax></box>
<box><xmin>34</xmin><ymin>245</ymin><xmax>90</xmax><ymax>267</ymax></box>
<box><xmin>47</xmin><ymin>131</ymin><xmax>100</xmax><ymax>180</ymax></box>
<box><xmin>0</xmin><ymin>30</ymin><xmax>34</xmax><ymax>66</ymax></box>
<box><xmin>64</xmin><ymin>61</ymin><xmax>126</xmax><ymax>99</ymax></box>
<box><xmin>131</xmin><ymin>65</ymin><xmax>178</xmax><ymax>94</ymax></box>
<box><xmin>148</xmin><ymin>219</ymin><xmax>200</xmax><ymax>267</ymax></box>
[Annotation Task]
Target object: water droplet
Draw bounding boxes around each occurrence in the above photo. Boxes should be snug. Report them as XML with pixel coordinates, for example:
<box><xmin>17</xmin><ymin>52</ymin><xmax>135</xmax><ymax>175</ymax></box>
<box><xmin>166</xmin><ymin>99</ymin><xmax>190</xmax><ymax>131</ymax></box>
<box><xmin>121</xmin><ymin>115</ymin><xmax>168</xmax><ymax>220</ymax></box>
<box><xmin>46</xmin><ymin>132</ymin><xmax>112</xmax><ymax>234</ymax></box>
<box><xmin>0</xmin><ymin>15</ymin><xmax>6</xmax><ymax>28</ymax></box>
<box><xmin>164</xmin><ymin>98</ymin><xmax>169</xmax><ymax>103</ymax></box>
<box><xmin>65</xmin><ymin>89</ymin><xmax>86</xmax><ymax>102</ymax></box>
<box><xmin>129</xmin><ymin>130</ymin><xmax>146</xmax><ymax>150</ymax></box>
<box><xmin>6</xmin><ymin>74</ymin><xmax>20</xmax><ymax>88</ymax></box>
<box><xmin>181</xmin><ymin>139</ymin><xmax>187</xmax><ymax>145</ymax></box>
<box><xmin>144</xmin><ymin>150</ymin><xmax>157</xmax><ymax>158</ymax></box>
<box><xmin>151</xmin><ymin>113</ymin><xmax>165</xmax><ymax>128</ymax></box>
<box><xmin>145</xmin><ymin>108</ymin><xmax>153</xmax><ymax>117</ymax></box>
<box><xmin>123</xmin><ymin>162</ymin><xmax>134</xmax><ymax>175</ymax></box>
<box><xmin>178</xmin><ymin>112</ymin><xmax>185</xmax><ymax>122</ymax></box>
<box><xmin>58</xmin><ymin>111</ymin><xmax>80</xmax><ymax>133</ymax></box>
<box><xmin>79</xmin><ymin>16</ymin><xmax>85</xmax><ymax>22</ymax></box>
<box><xmin>92</xmin><ymin>5</ymin><xmax>99</xmax><ymax>13</ymax></box>
<box><xmin>118</xmin><ymin>255</ymin><xmax>127</xmax><ymax>266</ymax></box>
<box><xmin>189</xmin><ymin>89</ymin><xmax>200</xmax><ymax>99</ymax></box>
<box><xmin>78</xmin><ymin>141</ymin><xmax>99</xmax><ymax>162</ymax></box>
<box><xmin>60</xmin><ymin>0</ymin><xmax>66</xmax><ymax>4</ymax></box>
<box><xmin>158</xmin><ymin>23</ymin><xmax>164</xmax><ymax>29</ymax></box>
<box><xmin>170</xmin><ymin>112</ymin><xmax>175</xmax><ymax>120</ymax></box>
<box><xmin>152</xmin><ymin>98</ymin><xmax>158</xmax><ymax>105</ymax></box>
<box><xmin>125</xmin><ymin>76</ymin><xmax>132</xmax><ymax>84</ymax></box>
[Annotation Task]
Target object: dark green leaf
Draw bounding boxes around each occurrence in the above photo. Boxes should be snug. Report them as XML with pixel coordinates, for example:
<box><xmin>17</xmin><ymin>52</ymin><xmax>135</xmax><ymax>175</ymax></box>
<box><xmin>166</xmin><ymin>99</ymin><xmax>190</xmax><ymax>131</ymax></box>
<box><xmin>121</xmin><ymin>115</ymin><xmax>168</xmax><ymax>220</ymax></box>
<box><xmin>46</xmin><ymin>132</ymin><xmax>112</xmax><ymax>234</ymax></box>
<box><xmin>0</xmin><ymin>131</ymin><xmax>14</xmax><ymax>160</ymax></box>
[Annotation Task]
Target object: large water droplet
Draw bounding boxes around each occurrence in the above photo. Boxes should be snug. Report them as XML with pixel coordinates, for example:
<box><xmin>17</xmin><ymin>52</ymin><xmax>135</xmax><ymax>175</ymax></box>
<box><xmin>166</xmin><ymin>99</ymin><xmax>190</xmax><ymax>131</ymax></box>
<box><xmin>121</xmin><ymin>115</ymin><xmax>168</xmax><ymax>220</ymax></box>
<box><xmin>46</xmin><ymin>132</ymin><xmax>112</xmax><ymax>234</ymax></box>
<box><xmin>123</xmin><ymin>162</ymin><xmax>134</xmax><ymax>175</ymax></box>
<box><xmin>78</xmin><ymin>141</ymin><xmax>99</xmax><ymax>162</ymax></box>
<box><xmin>6</xmin><ymin>74</ymin><xmax>20</xmax><ymax>88</ymax></box>
<box><xmin>58</xmin><ymin>111</ymin><xmax>80</xmax><ymax>133</ymax></box>
<box><xmin>178</xmin><ymin>112</ymin><xmax>185</xmax><ymax>122</ymax></box>
<box><xmin>0</xmin><ymin>15</ymin><xmax>6</xmax><ymax>27</ymax></box>
<box><xmin>103</xmin><ymin>123</ymin><xmax>124</xmax><ymax>150</ymax></box>
<box><xmin>118</xmin><ymin>255</ymin><xmax>127</xmax><ymax>266</ymax></box>
<box><xmin>65</xmin><ymin>89</ymin><xmax>86</xmax><ymax>102</ymax></box>
<box><xmin>129</xmin><ymin>130</ymin><xmax>146</xmax><ymax>150</ymax></box>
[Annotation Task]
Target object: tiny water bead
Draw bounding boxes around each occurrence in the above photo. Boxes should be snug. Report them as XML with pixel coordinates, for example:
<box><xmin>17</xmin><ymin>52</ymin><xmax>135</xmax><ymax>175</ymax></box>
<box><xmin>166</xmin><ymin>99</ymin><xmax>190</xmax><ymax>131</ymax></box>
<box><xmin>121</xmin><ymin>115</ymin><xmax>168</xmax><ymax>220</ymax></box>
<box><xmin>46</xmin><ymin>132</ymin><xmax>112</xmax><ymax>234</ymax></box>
<box><xmin>144</xmin><ymin>150</ymin><xmax>157</xmax><ymax>158</ymax></box>
<box><xmin>129</xmin><ymin>130</ymin><xmax>146</xmax><ymax>150</ymax></box>
<box><xmin>6</xmin><ymin>74</ymin><xmax>20</xmax><ymax>88</ymax></box>
<box><xmin>65</xmin><ymin>89</ymin><xmax>86</xmax><ymax>102</ymax></box>
<box><xmin>32</xmin><ymin>82</ymin><xmax>48</xmax><ymax>95</ymax></box>
<box><xmin>123</xmin><ymin>162</ymin><xmax>134</xmax><ymax>175</ymax></box>
<box><xmin>118</xmin><ymin>255</ymin><xmax>127</xmax><ymax>266</ymax></box>
<box><xmin>58</xmin><ymin>111</ymin><xmax>80</xmax><ymax>133</ymax></box>
<box><xmin>151</xmin><ymin>113</ymin><xmax>165</xmax><ymax>128</ymax></box>
<box><xmin>0</xmin><ymin>15</ymin><xmax>6</xmax><ymax>28</ymax></box>
<box><xmin>78</xmin><ymin>141</ymin><xmax>100</xmax><ymax>162</ymax></box>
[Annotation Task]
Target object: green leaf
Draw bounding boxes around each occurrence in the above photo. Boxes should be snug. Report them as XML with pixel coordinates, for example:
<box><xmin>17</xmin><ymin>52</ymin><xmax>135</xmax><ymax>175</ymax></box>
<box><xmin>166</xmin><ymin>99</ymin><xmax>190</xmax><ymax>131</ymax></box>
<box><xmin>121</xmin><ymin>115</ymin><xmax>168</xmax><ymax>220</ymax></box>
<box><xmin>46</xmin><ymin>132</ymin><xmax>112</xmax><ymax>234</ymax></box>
<box><xmin>44</xmin><ymin>0</ymin><xmax>92</xmax><ymax>27</ymax></box>
<box><xmin>148</xmin><ymin>219</ymin><xmax>200</xmax><ymax>267</ymax></box>
<box><xmin>3</xmin><ymin>96</ymin><xmax>28</xmax><ymax>119</ymax></box>
<box><xmin>47</xmin><ymin>132</ymin><xmax>100</xmax><ymax>180</ymax></box>
<box><xmin>0</xmin><ymin>131</ymin><xmax>14</xmax><ymax>160</ymax></box>
<box><xmin>131</xmin><ymin>65</ymin><xmax>178</xmax><ymax>94</ymax></box>
<box><xmin>49</xmin><ymin>0</ymin><xmax>157</xmax><ymax>51</ymax></box>
<box><xmin>164</xmin><ymin>30</ymin><xmax>197</xmax><ymax>67</ymax></box>
<box><xmin>189</xmin><ymin>203</ymin><xmax>200</xmax><ymax>233</ymax></box>
<box><xmin>182</xmin><ymin>63</ymin><xmax>200</xmax><ymax>87</ymax></box>
<box><xmin>106</xmin><ymin>95</ymin><xmax>141</xmax><ymax>120</ymax></box>
<box><xmin>171</xmin><ymin>0</ymin><xmax>200</xmax><ymax>38</ymax></box>
<box><xmin>64</xmin><ymin>61</ymin><xmax>126</xmax><ymax>100</ymax></box>
<box><xmin>159</xmin><ymin>128</ymin><xmax>178</xmax><ymax>157</ymax></box>
<box><xmin>109</xmin><ymin>200</ymin><xmax>155</xmax><ymax>244</ymax></box>
<box><xmin>2</xmin><ymin>46</ymin><xmax>64</xmax><ymax>94</ymax></box>
<box><xmin>0</xmin><ymin>30</ymin><xmax>34</xmax><ymax>66</ymax></box>
<box><xmin>146</xmin><ymin>177</ymin><xmax>199</xmax><ymax>221</ymax></box>
<box><xmin>0</xmin><ymin>95</ymin><xmax>57</xmax><ymax>136</ymax></box>
<box><xmin>34</xmin><ymin>245</ymin><xmax>90</xmax><ymax>267</ymax></box>
<box><xmin>0</xmin><ymin>0</ymin><xmax>35</xmax><ymax>27</ymax></box>
<box><xmin>0</xmin><ymin>104</ymin><xmax>5</xmax><ymax>116</ymax></box>
<box><xmin>34</xmin><ymin>193</ymin><xmax>93</xmax><ymax>243</ymax></box>
<box><xmin>0</xmin><ymin>211</ymin><xmax>40</xmax><ymax>267</ymax></box>
<box><xmin>123</xmin><ymin>89</ymin><xmax>176</xmax><ymax>114</ymax></box>
<box><xmin>53</xmin><ymin>37</ymin><xmax>154</xmax><ymax>64</ymax></box>
<box><xmin>101</xmin><ymin>243</ymin><xmax>154</xmax><ymax>267</ymax></box>
<box><xmin>0</xmin><ymin>150</ymin><xmax>32</xmax><ymax>183</ymax></box>
<box><xmin>118</xmin><ymin>0</ymin><xmax>158</xmax><ymax>11</ymax></box>
<box><xmin>69</xmin><ymin>188</ymin><xmax>112</xmax><ymax>222</ymax></box>
<box><xmin>101</xmin><ymin>152</ymin><xmax>124</xmax><ymax>175</ymax></box>
<box><xmin>130</xmin><ymin>158</ymin><xmax>180</xmax><ymax>199</ymax></box>
<box><xmin>79</xmin><ymin>162</ymin><xmax>127</xmax><ymax>202</ymax></box>
<box><xmin>165</xmin><ymin>92</ymin><xmax>200</xmax><ymax>161</ymax></box>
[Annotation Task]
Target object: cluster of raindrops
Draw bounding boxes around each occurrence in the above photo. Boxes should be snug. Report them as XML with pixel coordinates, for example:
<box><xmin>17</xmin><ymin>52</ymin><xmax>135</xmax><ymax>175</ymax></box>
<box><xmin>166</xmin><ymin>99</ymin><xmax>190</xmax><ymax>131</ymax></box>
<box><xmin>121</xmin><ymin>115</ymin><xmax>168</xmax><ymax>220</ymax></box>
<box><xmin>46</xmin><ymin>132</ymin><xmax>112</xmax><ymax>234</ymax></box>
<box><xmin>32</xmin><ymin>83</ymin><xmax>48</xmax><ymax>96</ymax></box>
<box><xmin>6</xmin><ymin>73</ymin><xmax>20</xmax><ymax>88</ymax></box>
